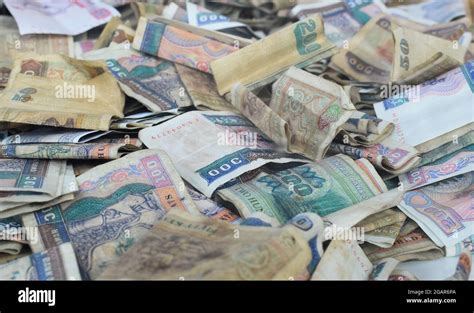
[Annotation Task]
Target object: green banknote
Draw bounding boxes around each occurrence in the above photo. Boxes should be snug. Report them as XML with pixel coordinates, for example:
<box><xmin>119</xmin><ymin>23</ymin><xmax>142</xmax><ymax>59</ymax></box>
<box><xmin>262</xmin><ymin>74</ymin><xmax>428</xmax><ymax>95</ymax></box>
<box><xmin>218</xmin><ymin>154</ymin><xmax>387</xmax><ymax>225</ymax></box>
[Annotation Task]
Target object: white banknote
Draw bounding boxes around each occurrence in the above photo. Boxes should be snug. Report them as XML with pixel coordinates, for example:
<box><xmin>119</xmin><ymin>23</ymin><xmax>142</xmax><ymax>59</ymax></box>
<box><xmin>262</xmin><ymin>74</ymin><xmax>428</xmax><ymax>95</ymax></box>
<box><xmin>4</xmin><ymin>0</ymin><xmax>120</xmax><ymax>35</ymax></box>
<box><xmin>375</xmin><ymin>62</ymin><xmax>474</xmax><ymax>146</ymax></box>
<box><xmin>139</xmin><ymin>111</ymin><xmax>306</xmax><ymax>197</ymax></box>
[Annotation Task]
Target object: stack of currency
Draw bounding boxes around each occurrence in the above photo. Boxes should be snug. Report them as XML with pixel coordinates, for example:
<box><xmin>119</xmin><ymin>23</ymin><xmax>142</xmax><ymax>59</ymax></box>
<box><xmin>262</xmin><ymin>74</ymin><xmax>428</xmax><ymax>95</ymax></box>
<box><xmin>0</xmin><ymin>243</ymin><xmax>80</xmax><ymax>280</ymax></box>
<box><xmin>0</xmin><ymin>0</ymin><xmax>471</xmax><ymax>282</ymax></box>
<box><xmin>0</xmin><ymin>159</ymin><xmax>77</xmax><ymax>218</ymax></box>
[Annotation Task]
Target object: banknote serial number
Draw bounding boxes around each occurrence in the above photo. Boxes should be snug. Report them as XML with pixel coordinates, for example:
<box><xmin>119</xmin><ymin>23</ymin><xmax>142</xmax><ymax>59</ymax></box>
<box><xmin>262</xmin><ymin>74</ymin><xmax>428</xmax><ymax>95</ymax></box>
<box><xmin>408</xmin><ymin>289</ymin><xmax>456</xmax><ymax>296</ymax></box>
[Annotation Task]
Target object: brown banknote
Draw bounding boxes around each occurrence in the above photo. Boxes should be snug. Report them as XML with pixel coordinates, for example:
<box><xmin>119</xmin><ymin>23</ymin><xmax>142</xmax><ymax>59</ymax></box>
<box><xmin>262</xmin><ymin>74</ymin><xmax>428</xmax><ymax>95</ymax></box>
<box><xmin>331</xmin><ymin>14</ymin><xmax>395</xmax><ymax>83</ymax></box>
<box><xmin>0</xmin><ymin>16</ymin><xmax>74</xmax><ymax>89</ymax></box>
<box><xmin>362</xmin><ymin>228</ymin><xmax>444</xmax><ymax>263</ymax></box>
<box><xmin>391</xmin><ymin>27</ymin><xmax>466</xmax><ymax>85</ymax></box>
<box><xmin>98</xmin><ymin>209</ymin><xmax>311</xmax><ymax>280</ymax></box>
<box><xmin>175</xmin><ymin>63</ymin><xmax>235</xmax><ymax>112</ymax></box>
<box><xmin>231</xmin><ymin>67</ymin><xmax>354</xmax><ymax>160</ymax></box>
<box><xmin>211</xmin><ymin>15</ymin><xmax>338</xmax><ymax>95</ymax></box>
<box><xmin>0</xmin><ymin>53</ymin><xmax>125</xmax><ymax>131</ymax></box>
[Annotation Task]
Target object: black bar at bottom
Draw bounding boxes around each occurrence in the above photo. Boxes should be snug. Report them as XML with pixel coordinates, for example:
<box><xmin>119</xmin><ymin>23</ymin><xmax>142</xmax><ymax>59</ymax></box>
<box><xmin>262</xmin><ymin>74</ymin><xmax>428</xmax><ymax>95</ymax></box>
<box><xmin>0</xmin><ymin>281</ymin><xmax>472</xmax><ymax>313</ymax></box>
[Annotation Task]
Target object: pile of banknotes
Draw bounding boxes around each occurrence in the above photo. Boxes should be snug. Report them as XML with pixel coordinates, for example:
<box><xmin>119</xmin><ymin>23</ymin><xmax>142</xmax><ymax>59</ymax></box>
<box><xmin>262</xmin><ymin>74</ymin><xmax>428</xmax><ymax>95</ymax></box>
<box><xmin>0</xmin><ymin>0</ymin><xmax>472</xmax><ymax>281</ymax></box>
